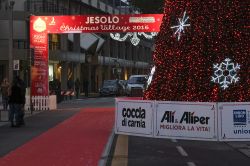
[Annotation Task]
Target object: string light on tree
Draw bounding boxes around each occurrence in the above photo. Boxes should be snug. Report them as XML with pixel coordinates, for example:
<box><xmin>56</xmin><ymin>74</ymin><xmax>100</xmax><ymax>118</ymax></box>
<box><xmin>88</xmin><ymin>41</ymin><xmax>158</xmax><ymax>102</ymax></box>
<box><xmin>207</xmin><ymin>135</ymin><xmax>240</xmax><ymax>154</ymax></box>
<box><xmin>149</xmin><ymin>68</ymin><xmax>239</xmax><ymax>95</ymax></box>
<box><xmin>170</xmin><ymin>11</ymin><xmax>190</xmax><ymax>41</ymax></box>
<box><xmin>211</xmin><ymin>58</ymin><xmax>240</xmax><ymax>90</ymax></box>
<box><xmin>144</xmin><ymin>0</ymin><xmax>249</xmax><ymax>102</ymax></box>
<box><xmin>110</xmin><ymin>32</ymin><xmax>157</xmax><ymax>46</ymax></box>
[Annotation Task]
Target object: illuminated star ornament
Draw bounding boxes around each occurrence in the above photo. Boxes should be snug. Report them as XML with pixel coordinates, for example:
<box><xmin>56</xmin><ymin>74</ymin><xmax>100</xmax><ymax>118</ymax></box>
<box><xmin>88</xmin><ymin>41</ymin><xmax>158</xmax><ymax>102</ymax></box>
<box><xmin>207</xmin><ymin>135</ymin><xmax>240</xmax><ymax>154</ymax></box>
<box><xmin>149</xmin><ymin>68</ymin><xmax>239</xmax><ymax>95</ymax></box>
<box><xmin>171</xmin><ymin>11</ymin><xmax>190</xmax><ymax>41</ymax></box>
<box><xmin>211</xmin><ymin>58</ymin><xmax>241</xmax><ymax>90</ymax></box>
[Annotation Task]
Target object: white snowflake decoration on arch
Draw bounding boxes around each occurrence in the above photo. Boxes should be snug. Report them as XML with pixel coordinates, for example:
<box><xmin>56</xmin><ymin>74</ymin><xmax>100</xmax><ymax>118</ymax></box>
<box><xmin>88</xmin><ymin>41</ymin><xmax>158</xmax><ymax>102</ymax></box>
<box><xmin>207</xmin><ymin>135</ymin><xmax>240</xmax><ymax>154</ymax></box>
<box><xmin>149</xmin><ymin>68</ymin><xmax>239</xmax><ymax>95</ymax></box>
<box><xmin>170</xmin><ymin>11</ymin><xmax>190</xmax><ymax>41</ymax></box>
<box><xmin>110</xmin><ymin>32</ymin><xmax>158</xmax><ymax>46</ymax></box>
<box><xmin>211</xmin><ymin>58</ymin><xmax>241</xmax><ymax>90</ymax></box>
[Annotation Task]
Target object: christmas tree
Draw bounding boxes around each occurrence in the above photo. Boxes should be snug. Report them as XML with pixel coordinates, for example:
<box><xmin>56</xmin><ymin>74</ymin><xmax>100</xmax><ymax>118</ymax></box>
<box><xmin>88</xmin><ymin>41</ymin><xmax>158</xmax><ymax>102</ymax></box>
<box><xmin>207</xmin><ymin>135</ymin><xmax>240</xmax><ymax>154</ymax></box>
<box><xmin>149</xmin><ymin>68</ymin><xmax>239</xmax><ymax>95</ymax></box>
<box><xmin>144</xmin><ymin>0</ymin><xmax>249</xmax><ymax>102</ymax></box>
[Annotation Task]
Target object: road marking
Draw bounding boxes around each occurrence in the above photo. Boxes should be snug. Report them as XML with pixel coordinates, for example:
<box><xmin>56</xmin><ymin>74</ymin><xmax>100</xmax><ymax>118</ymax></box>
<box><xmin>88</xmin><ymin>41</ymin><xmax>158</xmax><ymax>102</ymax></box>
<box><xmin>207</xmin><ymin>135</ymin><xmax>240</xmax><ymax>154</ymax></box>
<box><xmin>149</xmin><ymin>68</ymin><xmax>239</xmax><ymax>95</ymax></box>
<box><xmin>111</xmin><ymin>135</ymin><xmax>128</xmax><ymax>166</ymax></box>
<box><xmin>238</xmin><ymin>149</ymin><xmax>250</xmax><ymax>158</ymax></box>
<box><xmin>176</xmin><ymin>146</ymin><xmax>188</xmax><ymax>157</ymax></box>
<box><xmin>171</xmin><ymin>139</ymin><xmax>178</xmax><ymax>143</ymax></box>
<box><xmin>187</xmin><ymin>162</ymin><xmax>196</xmax><ymax>166</ymax></box>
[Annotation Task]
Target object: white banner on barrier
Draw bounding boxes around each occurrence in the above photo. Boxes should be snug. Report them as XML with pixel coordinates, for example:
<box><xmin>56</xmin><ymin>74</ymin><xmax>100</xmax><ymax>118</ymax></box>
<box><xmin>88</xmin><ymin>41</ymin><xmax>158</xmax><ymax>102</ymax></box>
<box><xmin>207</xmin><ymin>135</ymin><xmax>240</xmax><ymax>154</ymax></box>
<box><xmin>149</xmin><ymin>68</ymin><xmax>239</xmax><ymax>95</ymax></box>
<box><xmin>218</xmin><ymin>103</ymin><xmax>250</xmax><ymax>141</ymax></box>
<box><xmin>115</xmin><ymin>99</ymin><xmax>154</xmax><ymax>137</ymax></box>
<box><xmin>155</xmin><ymin>101</ymin><xmax>217</xmax><ymax>141</ymax></box>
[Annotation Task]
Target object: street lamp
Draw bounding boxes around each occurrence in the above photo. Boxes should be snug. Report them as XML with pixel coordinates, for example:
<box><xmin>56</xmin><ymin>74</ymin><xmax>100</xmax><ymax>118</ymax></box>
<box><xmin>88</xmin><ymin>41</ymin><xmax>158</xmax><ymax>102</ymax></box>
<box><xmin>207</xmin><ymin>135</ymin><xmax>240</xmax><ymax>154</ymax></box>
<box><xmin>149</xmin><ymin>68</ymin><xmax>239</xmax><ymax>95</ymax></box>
<box><xmin>8</xmin><ymin>0</ymin><xmax>15</xmax><ymax>83</ymax></box>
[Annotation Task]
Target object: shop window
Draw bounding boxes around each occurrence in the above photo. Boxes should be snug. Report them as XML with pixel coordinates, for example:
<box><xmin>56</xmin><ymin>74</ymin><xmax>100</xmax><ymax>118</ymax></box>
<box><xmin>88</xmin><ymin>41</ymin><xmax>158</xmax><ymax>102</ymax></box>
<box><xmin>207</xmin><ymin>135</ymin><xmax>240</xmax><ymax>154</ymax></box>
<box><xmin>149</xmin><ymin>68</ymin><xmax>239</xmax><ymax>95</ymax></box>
<box><xmin>49</xmin><ymin>34</ymin><xmax>61</xmax><ymax>50</ymax></box>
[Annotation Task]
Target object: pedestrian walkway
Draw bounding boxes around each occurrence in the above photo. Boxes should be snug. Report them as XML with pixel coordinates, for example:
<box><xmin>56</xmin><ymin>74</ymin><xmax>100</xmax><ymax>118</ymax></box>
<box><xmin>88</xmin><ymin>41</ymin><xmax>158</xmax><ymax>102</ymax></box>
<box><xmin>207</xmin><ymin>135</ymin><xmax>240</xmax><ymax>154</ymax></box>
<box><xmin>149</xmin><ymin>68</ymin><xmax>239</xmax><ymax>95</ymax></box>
<box><xmin>0</xmin><ymin>92</ymin><xmax>100</xmax><ymax>123</ymax></box>
<box><xmin>0</xmin><ymin>107</ymin><xmax>114</xmax><ymax>166</ymax></box>
<box><xmin>0</xmin><ymin>109</ymin><xmax>37</xmax><ymax>126</ymax></box>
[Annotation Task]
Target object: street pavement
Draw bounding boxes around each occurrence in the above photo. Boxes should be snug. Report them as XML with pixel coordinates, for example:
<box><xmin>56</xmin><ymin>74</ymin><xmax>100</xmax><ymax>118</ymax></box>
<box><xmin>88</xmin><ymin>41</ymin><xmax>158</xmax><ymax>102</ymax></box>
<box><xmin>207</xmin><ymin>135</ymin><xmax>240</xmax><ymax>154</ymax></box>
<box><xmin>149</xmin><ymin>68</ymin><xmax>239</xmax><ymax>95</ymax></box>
<box><xmin>108</xmin><ymin>135</ymin><xmax>250</xmax><ymax>166</ymax></box>
<box><xmin>0</xmin><ymin>95</ymin><xmax>113</xmax><ymax>158</ymax></box>
<box><xmin>1</xmin><ymin>96</ymin><xmax>250</xmax><ymax>166</ymax></box>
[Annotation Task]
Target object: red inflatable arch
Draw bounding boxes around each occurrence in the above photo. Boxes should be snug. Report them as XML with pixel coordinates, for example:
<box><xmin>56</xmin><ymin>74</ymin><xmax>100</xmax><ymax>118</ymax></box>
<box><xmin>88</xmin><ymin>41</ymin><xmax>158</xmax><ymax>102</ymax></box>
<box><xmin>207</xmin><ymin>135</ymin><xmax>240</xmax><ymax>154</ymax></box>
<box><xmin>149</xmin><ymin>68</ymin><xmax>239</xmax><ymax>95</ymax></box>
<box><xmin>30</xmin><ymin>14</ymin><xmax>163</xmax><ymax>97</ymax></box>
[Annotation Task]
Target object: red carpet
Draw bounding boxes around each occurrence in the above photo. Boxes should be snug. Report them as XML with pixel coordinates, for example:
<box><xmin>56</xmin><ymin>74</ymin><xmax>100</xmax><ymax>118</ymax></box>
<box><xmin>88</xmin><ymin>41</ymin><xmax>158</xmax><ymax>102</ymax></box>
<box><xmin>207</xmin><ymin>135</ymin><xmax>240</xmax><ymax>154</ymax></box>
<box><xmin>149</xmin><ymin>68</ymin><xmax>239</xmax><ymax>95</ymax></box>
<box><xmin>0</xmin><ymin>108</ymin><xmax>114</xmax><ymax>166</ymax></box>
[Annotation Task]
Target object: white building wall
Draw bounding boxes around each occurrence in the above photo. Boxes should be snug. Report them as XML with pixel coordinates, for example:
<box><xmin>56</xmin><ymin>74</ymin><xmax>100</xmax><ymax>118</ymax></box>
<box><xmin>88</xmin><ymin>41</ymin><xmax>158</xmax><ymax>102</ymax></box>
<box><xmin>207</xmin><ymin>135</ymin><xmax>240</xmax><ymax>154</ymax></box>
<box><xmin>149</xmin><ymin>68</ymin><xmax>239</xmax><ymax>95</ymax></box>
<box><xmin>99</xmin><ymin>1</ymin><xmax>106</xmax><ymax>11</ymax></box>
<box><xmin>107</xmin><ymin>5</ymin><xmax>113</xmax><ymax>13</ymax></box>
<box><xmin>91</xmin><ymin>0</ymin><xmax>98</xmax><ymax>7</ymax></box>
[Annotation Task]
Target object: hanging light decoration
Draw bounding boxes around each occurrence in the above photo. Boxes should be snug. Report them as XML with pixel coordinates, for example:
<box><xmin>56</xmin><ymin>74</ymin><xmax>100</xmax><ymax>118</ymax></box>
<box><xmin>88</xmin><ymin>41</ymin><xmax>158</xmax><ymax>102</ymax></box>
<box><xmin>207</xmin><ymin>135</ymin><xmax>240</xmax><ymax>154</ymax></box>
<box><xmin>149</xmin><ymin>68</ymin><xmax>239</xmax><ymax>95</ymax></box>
<box><xmin>110</xmin><ymin>32</ymin><xmax>158</xmax><ymax>46</ymax></box>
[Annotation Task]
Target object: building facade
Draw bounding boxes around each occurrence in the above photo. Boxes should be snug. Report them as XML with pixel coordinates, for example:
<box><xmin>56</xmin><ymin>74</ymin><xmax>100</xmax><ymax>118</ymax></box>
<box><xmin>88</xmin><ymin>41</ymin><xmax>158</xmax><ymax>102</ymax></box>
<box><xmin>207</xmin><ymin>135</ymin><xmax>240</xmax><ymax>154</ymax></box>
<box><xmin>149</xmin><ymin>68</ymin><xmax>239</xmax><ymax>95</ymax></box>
<box><xmin>0</xmin><ymin>0</ymin><xmax>154</xmax><ymax>94</ymax></box>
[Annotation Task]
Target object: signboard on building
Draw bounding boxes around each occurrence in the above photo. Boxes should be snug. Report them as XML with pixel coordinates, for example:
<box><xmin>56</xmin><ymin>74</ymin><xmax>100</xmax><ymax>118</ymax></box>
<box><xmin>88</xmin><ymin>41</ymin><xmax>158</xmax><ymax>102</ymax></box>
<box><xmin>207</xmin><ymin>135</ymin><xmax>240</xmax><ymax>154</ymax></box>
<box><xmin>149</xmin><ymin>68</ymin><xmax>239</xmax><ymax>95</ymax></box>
<box><xmin>154</xmin><ymin>101</ymin><xmax>217</xmax><ymax>141</ymax></box>
<box><xmin>115</xmin><ymin>99</ymin><xmax>154</xmax><ymax>137</ymax></box>
<box><xmin>218</xmin><ymin>103</ymin><xmax>250</xmax><ymax>141</ymax></box>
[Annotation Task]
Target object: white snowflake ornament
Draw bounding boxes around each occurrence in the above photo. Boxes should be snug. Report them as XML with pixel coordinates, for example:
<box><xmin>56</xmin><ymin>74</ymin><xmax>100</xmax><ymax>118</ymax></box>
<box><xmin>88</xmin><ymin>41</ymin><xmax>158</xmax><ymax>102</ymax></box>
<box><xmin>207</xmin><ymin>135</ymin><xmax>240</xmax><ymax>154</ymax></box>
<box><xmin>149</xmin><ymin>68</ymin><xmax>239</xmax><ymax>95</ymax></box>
<box><xmin>211</xmin><ymin>58</ymin><xmax>241</xmax><ymax>90</ymax></box>
<box><xmin>171</xmin><ymin>11</ymin><xmax>190</xmax><ymax>41</ymax></box>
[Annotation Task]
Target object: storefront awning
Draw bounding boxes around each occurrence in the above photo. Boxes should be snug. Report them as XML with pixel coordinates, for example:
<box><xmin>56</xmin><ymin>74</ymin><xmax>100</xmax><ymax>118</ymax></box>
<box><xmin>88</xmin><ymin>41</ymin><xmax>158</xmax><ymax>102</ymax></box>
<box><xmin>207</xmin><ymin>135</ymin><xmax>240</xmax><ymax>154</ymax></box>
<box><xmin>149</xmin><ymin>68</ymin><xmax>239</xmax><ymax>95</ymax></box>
<box><xmin>68</xmin><ymin>33</ymin><xmax>105</xmax><ymax>54</ymax></box>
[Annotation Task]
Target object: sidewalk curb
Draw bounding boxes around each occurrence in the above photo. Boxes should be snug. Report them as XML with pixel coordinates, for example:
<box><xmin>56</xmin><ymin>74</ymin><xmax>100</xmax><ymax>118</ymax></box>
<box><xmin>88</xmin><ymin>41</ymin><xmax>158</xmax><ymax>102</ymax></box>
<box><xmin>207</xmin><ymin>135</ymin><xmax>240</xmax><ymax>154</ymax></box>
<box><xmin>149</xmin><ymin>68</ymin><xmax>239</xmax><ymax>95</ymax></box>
<box><xmin>98</xmin><ymin>128</ymin><xmax>115</xmax><ymax>166</ymax></box>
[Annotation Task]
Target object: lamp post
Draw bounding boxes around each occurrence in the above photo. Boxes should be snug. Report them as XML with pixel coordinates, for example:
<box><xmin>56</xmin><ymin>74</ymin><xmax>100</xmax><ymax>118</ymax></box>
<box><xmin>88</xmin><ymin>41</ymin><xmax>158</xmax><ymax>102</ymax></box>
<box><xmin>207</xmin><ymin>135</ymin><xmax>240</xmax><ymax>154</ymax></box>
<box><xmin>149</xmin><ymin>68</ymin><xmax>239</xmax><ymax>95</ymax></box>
<box><xmin>8</xmin><ymin>0</ymin><xmax>15</xmax><ymax>83</ymax></box>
